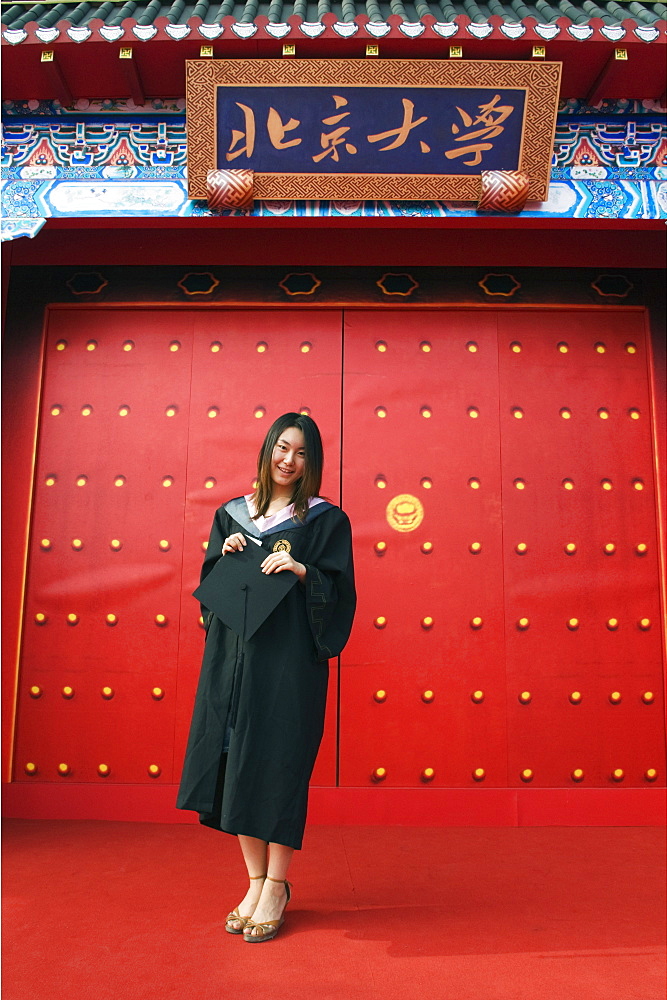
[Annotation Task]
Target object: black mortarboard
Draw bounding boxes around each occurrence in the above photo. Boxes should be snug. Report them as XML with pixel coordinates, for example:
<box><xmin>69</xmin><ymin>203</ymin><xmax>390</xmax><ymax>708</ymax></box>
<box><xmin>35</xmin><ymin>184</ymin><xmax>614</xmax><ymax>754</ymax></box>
<box><xmin>193</xmin><ymin>537</ymin><xmax>299</xmax><ymax>640</ymax></box>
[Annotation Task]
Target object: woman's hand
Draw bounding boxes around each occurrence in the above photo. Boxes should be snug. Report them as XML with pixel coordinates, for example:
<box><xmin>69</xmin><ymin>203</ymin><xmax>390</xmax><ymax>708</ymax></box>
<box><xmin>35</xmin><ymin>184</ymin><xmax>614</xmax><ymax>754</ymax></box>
<box><xmin>222</xmin><ymin>533</ymin><xmax>247</xmax><ymax>555</ymax></box>
<box><xmin>260</xmin><ymin>551</ymin><xmax>306</xmax><ymax>580</ymax></box>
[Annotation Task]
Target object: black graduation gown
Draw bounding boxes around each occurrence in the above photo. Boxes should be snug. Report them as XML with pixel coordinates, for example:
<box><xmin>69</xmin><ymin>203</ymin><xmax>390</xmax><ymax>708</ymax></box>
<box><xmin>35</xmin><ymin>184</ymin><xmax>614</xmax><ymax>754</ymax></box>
<box><xmin>176</xmin><ymin>497</ymin><xmax>356</xmax><ymax>850</ymax></box>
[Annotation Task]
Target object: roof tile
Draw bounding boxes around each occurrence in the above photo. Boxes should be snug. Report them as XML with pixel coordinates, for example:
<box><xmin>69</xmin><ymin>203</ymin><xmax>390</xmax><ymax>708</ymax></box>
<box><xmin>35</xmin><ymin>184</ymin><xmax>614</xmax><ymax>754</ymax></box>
<box><xmin>2</xmin><ymin>0</ymin><xmax>665</xmax><ymax>36</ymax></box>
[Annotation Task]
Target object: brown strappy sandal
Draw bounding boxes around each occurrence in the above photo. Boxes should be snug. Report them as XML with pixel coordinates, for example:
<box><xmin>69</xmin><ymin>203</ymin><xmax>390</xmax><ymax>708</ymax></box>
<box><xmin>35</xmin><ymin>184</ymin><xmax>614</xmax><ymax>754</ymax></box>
<box><xmin>225</xmin><ymin>874</ymin><xmax>266</xmax><ymax>935</ymax></box>
<box><xmin>242</xmin><ymin>876</ymin><xmax>292</xmax><ymax>943</ymax></box>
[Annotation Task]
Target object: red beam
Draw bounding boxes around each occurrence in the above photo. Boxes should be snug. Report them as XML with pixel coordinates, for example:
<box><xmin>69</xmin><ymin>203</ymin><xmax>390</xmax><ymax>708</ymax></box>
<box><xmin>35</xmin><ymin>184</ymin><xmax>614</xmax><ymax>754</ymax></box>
<box><xmin>10</xmin><ymin>220</ymin><xmax>666</xmax><ymax>270</ymax></box>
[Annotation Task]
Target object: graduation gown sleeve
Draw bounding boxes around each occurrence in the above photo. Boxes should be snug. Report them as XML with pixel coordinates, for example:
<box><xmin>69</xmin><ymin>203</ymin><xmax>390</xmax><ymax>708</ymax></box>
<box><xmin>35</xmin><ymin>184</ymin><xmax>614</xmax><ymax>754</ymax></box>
<box><xmin>302</xmin><ymin>507</ymin><xmax>356</xmax><ymax>661</ymax></box>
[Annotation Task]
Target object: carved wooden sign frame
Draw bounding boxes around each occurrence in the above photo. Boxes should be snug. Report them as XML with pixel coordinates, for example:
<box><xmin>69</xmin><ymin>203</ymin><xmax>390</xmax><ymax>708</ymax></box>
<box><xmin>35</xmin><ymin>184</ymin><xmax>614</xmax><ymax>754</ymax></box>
<box><xmin>186</xmin><ymin>59</ymin><xmax>562</xmax><ymax>202</ymax></box>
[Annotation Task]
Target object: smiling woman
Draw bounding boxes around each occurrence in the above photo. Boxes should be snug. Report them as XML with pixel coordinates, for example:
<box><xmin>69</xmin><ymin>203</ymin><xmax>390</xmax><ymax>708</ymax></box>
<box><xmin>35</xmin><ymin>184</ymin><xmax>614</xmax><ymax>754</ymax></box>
<box><xmin>252</xmin><ymin>413</ymin><xmax>324</xmax><ymax>524</ymax></box>
<box><xmin>176</xmin><ymin>411</ymin><xmax>356</xmax><ymax>943</ymax></box>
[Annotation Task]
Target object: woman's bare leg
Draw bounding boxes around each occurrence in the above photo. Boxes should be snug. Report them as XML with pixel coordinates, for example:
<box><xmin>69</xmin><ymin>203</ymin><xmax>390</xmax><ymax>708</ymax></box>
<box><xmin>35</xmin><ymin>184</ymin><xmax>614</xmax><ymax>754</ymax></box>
<box><xmin>244</xmin><ymin>842</ymin><xmax>294</xmax><ymax>937</ymax></box>
<box><xmin>226</xmin><ymin>835</ymin><xmax>268</xmax><ymax>931</ymax></box>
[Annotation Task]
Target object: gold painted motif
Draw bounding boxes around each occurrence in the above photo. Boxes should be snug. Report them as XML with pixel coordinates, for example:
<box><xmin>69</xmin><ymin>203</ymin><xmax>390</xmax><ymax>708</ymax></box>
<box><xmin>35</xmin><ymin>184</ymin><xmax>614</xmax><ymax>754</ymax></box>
<box><xmin>273</xmin><ymin>539</ymin><xmax>292</xmax><ymax>553</ymax></box>
<box><xmin>386</xmin><ymin>494</ymin><xmax>424</xmax><ymax>533</ymax></box>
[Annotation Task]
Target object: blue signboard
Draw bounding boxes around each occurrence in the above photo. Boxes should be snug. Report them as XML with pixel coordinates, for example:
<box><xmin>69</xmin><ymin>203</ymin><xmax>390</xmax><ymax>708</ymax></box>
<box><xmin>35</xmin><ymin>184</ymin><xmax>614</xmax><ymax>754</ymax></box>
<box><xmin>216</xmin><ymin>86</ymin><xmax>526</xmax><ymax>176</ymax></box>
<box><xmin>186</xmin><ymin>59</ymin><xmax>562</xmax><ymax>201</ymax></box>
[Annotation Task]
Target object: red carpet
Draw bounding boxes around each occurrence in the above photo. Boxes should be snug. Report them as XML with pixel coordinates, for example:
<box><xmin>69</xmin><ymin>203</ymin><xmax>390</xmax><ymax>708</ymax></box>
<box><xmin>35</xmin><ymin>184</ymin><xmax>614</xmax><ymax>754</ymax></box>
<box><xmin>3</xmin><ymin>820</ymin><xmax>665</xmax><ymax>1000</ymax></box>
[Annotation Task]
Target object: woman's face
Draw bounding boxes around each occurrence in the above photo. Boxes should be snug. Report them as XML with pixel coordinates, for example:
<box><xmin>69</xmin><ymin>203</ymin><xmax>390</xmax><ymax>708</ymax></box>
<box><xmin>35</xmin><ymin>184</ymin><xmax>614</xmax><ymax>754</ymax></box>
<box><xmin>270</xmin><ymin>426</ymin><xmax>306</xmax><ymax>493</ymax></box>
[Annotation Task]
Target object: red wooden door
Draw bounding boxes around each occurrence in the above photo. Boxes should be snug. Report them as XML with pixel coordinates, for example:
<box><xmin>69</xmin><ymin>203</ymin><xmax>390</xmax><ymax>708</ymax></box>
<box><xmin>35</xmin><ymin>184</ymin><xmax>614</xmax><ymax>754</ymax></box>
<box><xmin>175</xmin><ymin>310</ymin><xmax>344</xmax><ymax>786</ymax></box>
<box><xmin>338</xmin><ymin>308</ymin><xmax>665</xmax><ymax>790</ymax></box>
<box><xmin>13</xmin><ymin>308</ymin><xmax>344</xmax><ymax>787</ymax></box>
<box><xmin>497</xmin><ymin>310</ymin><xmax>664</xmax><ymax>788</ymax></box>
<box><xmin>340</xmin><ymin>311</ymin><xmax>508</xmax><ymax>788</ymax></box>
<box><xmin>14</xmin><ymin>309</ymin><xmax>194</xmax><ymax>784</ymax></box>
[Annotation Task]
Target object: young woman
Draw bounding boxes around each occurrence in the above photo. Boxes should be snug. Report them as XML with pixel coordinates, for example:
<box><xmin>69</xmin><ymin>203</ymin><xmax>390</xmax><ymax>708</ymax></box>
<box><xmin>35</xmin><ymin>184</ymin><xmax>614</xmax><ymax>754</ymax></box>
<box><xmin>177</xmin><ymin>413</ymin><xmax>356</xmax><ymax>942</ymax></box>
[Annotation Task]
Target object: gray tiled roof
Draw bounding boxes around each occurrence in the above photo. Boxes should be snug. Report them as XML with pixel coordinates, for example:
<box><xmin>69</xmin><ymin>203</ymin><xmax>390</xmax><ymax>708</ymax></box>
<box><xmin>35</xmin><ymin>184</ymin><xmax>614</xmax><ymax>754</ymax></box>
<box><xmin>2</xmin><ymin>0</ymin><xmax>665</xmax><ymax>30</ymax></box>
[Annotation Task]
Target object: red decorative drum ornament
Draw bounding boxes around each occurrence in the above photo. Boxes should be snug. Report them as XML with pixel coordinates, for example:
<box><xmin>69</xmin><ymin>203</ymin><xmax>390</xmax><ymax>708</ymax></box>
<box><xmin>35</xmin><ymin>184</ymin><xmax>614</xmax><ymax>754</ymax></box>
<box><xmin>207</xmin><ymin>169</ymin><xmax>254</xmax><ymax>211</ymax></box>
<box><xmin>478</xmin><ymin>170</ymin><xmax>530</xmax><ymax>214</ymax></box>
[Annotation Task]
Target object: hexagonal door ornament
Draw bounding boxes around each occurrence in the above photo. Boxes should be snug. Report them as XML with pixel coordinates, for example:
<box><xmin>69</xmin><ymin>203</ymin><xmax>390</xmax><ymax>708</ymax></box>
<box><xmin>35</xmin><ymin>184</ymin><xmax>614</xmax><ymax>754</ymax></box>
<box><xmin>478</xmin><ymin>273</ymin><xmax>521</xmax><ymax>298</ymax></box>
<box><xmin>278</xmin><ymin>272</ymin><xmax>322</xmax><ymax>296</ymax></box>
<box><xmin>177</xmin><ymin>272</ymin><xmax>220</xmax><ymax>296</ymax></box>
<box><xmin>591</xmin><ymin>274</ymin><xmax>634</xmax><ymax>299</ymax></box>
<box><xmin>66</xmin><ymin>272</ymin><xmax>108</xmax><ymax>296</ymax></box>
<box><xmin>376</xmin><ymin>272</ymin><xmax>419</xmax><ymax>297</ymax></box>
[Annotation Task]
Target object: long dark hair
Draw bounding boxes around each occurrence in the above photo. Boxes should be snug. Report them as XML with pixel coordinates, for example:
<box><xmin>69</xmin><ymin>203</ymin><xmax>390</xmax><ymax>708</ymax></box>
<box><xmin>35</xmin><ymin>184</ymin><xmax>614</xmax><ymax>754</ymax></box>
<box><xmin>252</xmin><ymin>412</ymin><xmax>324</xmax><ymax>523</ymax></box>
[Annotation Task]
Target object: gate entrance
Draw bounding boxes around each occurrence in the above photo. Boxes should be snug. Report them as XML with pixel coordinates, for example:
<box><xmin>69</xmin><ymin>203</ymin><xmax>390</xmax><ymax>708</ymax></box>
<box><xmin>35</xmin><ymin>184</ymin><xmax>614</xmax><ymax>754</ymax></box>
<box><xmin>13</xmin><ymin>306</ymin><xmax>665</xmax><ymax>795</ymax></box>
